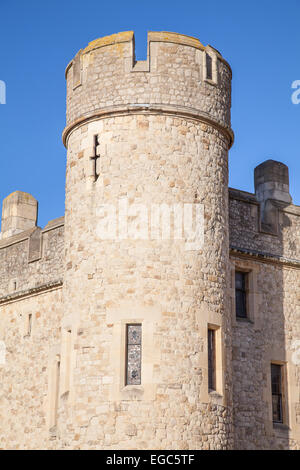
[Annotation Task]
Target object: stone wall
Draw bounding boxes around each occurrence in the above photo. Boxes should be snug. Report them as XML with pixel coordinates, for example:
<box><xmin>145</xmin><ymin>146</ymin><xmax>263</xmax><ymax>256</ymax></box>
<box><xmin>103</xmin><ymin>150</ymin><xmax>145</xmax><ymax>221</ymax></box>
<box><xmin>0</xmin><ymin>216</ymin><xmax>65</xmax><ymax>449</ymax></box>
<box><xmin>60</xmin><ymin>111</ymin><xmax>233</xmax><ymax>449</ymax></box>
<box><xmin>0</xmin><ymin>31</ymin><xmax>299</xmax><ymax>451</ymax></box>
<box><xmin>229</xmin><ymin>188</ymin><xmax>300</xmax><ymax>449</ymax></box>
<box><xmin>0</xmin><ymin>217</ymin><xmax>64</xmax><ymax>297</ymax></box>
<box><xmin>229</xmin><ymin>188</ymin><xmax>300</xmax><ymax>259</ymax></box>
<box><xmin>0</xmin><ymin>288</ymin><xmax>63</xmax><ymax>450</ymax></box>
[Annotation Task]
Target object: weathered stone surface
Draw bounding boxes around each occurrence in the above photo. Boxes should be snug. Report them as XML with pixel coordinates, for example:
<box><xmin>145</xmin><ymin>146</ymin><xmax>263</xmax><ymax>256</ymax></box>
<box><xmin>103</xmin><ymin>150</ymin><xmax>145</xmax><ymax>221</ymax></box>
<box><xmin>0</xmin><ymin>191</ymin><xmax>38</xmax><ymax>240</ymax></box>
<box><xmin>0</xmin><ymin>31</ymin><xmax>299</xmax><ymax>450</ymax></box>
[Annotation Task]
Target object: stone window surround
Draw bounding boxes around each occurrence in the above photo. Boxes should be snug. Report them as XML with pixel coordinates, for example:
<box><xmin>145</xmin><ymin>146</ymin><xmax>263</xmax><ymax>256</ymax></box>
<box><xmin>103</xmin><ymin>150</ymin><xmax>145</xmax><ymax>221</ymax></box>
<box><xmin>125</xmin><ymin>323</ymin><xmax>142</xmax><ymax>386</ymax></box>
<box><xmin>23</xmin><ymin>311</ymin><xmax>34</xmax><ymax>338</ymax></box>
<box><xmin>46</xmin><ymin>345</ymin><xmax>61</xmax><ymax>432</ymax></box>
<box><xmin>263</xmin><ymin>346</ymin><xmax>300</xmax><ymax>441</ymax></box>
<box><xmin>60</xmin><ymin>326</ymin><xmax>73</xmax><ymax>397</ymax></box>
<box><xmin>9</xmin><ymin>278</ymin><xmax>18</xmax><ymax>293</ymax></box>
<box><xmin>207</xmin><ymin>324</ymin><xmax>222</xmax><ymax>395</ymax></box>
<box><xmin>230</xmin><ymin>259</ymin><xmax>259</xmax><ymax>327</ymax></box>
<box><xmin>59</xmin><ymin>313</ymin><xmax>78</xmax><ymax>407</ymax></box>
<box><xmin>46</xmin><ymin>315</ymin><xmax>77</xmax><ymax>433</ymax></box>
<box><xmin>265</xmin><ymin>358</ymin><xmax>289</xmax><ymax>434</ymax></box>
<box><xmin>196</xmin><ymin>304</ymin><xmax>226</xmax><ymax>407</ymax></box>
<box><xmin>271</xmin><ymin>362</ymin><xmax>285</xmax><ymax>425</ymax></box>
<box><xmin>203</xmin><ymin>47</ymin><xmax>218</xmax><ymax>85</ymax></box>
<box><xmin>106</xmin><ymin>301</ymin><xmax>160</xmax><ymax>402</ymax></box>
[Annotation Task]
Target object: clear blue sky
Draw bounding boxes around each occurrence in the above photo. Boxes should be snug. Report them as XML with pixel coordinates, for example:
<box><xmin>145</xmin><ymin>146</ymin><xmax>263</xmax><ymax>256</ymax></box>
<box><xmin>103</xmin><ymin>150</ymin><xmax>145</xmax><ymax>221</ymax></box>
<box><xmin>0</xmin><ymin>0</ymin><xmax>300</xmax><ymax>228</ymax></box>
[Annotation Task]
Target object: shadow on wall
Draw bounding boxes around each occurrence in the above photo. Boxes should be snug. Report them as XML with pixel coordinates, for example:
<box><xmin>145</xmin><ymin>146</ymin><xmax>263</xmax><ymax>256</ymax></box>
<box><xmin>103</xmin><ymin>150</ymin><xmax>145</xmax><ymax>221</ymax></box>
<box><xmin>231</xmin><ymin>159</ymin><xmax>296</xmax><ymax>449</ymax></box>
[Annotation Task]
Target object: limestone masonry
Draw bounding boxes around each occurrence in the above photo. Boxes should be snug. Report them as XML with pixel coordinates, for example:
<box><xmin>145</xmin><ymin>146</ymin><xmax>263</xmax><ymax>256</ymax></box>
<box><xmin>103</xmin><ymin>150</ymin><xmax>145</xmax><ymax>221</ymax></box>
<box><xmin>0</xmin><ymin>31</ymin><xmax>299</xmax><ymax>450</ymax></box>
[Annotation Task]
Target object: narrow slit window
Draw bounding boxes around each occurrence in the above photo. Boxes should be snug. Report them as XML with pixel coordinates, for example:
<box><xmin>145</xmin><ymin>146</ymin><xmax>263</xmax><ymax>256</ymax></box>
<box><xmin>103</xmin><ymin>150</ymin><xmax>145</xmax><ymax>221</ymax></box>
<box><xmin>235</xmin><ymin>271</ymin><xmax>248</xmax><ymax>318</ymax></box>
<box><xmin>90</xmin><ymin>134</ymin><xmax>100</xmax><ymax>182</ymax></box>
<box><xmin>271</xmin><ymin>364</ymin><xmax>283</xmax><ymax>424</ymax></box>
<box><xmin>208</xmin><ymin>328</ymin><xmax>216</xmax><ymax>392</ymax></box>
<box><xmin>28</xmin><ymin>314</ymin><xmax>32</xmax><ymax>336</ymax></box>
<box><xmin>126</xmin><ymin>324</ymin><xmax>142</xmax><ymax>386</ymax></box>
<box><xmin>206</xmin><ymin>53</ymin><xmax>213</xmax><ymax>81</ymax></box>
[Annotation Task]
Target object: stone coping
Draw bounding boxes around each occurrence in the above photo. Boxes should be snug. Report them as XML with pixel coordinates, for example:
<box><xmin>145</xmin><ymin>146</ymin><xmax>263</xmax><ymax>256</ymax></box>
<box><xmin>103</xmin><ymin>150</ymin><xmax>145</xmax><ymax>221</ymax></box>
<box><xmin>42</xmin><ymin>216</ymin><xmax>64</xmax><ymax>233</ymax></box>
<box><xmin>0</xmin><ymin>227</ymin><xmax>36</xmax><ymax>249</ymax></box>
<box><xmin>0</xmin><ymin>279</ymin><xmax>63</xmax><ymax>305</ymax></box>
<box><xmin>230</xmin><ymin>245</ymin><xmax>300</xmax><ymax>268</ymax></box>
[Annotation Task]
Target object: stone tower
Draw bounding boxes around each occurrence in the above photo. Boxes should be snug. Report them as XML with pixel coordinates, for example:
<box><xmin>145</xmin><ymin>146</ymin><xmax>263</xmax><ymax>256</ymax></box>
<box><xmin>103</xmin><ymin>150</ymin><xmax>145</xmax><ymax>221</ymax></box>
<box><xmin>61</xmin><ymin>31</ymin><xmax>234</xmax><ymax>449</ymax></box>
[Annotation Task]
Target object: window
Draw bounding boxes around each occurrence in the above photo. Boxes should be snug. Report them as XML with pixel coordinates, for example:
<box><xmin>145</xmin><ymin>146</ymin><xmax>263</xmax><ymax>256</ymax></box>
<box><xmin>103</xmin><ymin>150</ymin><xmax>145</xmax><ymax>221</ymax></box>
<box><xmin>271</xmin><ymin>364</ymin><xmax>283</xmax><ymax>424</ymax></box>
<box><xmin>125</xmin><ymin>324</ymin><xmax>142</xmax><ymax>385</ymax></box>
<box><xmin>208</xmin><ymin>328</ymin><xmax>216</xmax><ymax>392</ymax></box>
<box><xmin>24</xmin><ymin>313</ymin><xmax>33</xmax><ymax>338</ymax></box>
<box><xmin>205</xmin><ymin>53</ymin><xmax>213</xmax><ymax>80</ymax></box>
<box><xmin>9</xmin><ymin>279</ymin><xmax>17</xmax><ymax>293</ymax></box>
<box><xmin>235</xmin><ymin>271</ymin><xmax>248</xmax><ymax>318</ymax></box>
<box><xmin>28</xmin><ymin>314</ymin><xmax>32</xmax><ymax>336</ymax></box>
<box><xmin>203</xmin><ymin>50</ymin><xmax>218</xmax><ymax>84</ymax></box>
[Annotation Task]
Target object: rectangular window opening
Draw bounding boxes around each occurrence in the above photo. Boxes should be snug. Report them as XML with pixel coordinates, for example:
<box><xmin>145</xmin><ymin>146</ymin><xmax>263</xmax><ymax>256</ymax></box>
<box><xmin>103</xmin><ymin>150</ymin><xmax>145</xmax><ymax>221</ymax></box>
<box><xmin>208</xmin><ymin>328</ymin><xmax>216</xmax><ymax>392</ymax></box>
<box><xmin>28</xmin><ymin>314</ymin><xmax>32</xmax><ymax>336</ymax></box>
<box><xmin>271</xmin><ymin>363</ymin><xmax>284</xmax><ymax>424</ymax></box>
<box><xmin>125</xmin><ymin>324</ymin><xmax>142</xmax><ymax>386</ymax></box>
<box><xmin>206</xmin><ymin>53</ymin><xmax>213</xmax><ymax>81</ymax></box>
<box><xmin>235</xmin><ymin>271</ymin><xmax>248</xmax><ymax>319</ymax></box>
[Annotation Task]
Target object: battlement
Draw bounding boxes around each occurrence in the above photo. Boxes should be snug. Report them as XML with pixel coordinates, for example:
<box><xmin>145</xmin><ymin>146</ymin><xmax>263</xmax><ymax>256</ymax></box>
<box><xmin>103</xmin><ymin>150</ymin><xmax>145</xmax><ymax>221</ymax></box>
<box><xmin>63</xmin><ymin>30</ymin><xmax>233</xmax><ymax>147</ymax></box>
<box><xmin>65</xmin><ymin>31</ymin><xmax>230</xmax><ymax>76</ymax></box>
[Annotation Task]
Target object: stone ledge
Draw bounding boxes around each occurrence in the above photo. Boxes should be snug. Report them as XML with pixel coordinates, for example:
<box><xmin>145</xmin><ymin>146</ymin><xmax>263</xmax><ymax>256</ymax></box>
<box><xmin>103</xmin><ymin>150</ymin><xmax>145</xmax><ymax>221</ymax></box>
<box><xmin>230</xmin><ymin>245</ymin><xmax>300</xmax><ymax>267</ymax></box>
<box><xmin>62</xmin><ymin>103</ymin><xmax>234</xmax><ymax>149</ymax></box>
<box><xmin>120</xmin><ymin>385</ymin><xmax>144</xmax><ymax>401</ymax></box>
<box><xmin>0</xmin><ymin>279</ymin><xmax>63</xmax><ymax>305</ymax></box>
<box><xmin>273</xmin><ymin>423</ymin><xmax>290</xmax><ymax>432</ymax></box>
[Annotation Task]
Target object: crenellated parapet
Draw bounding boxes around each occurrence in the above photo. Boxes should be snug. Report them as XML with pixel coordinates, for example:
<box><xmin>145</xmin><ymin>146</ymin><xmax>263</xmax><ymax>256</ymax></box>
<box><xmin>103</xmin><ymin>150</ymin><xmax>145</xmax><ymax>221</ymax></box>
<box><xmin>63</xmin><ymin>31</ymin><xmax>233</xmax><ymax>147</ymax></box>
<box><xmin>0</xmin><ymin>191</ymin><xmax>64</xmax><ymax>299</ymax></box>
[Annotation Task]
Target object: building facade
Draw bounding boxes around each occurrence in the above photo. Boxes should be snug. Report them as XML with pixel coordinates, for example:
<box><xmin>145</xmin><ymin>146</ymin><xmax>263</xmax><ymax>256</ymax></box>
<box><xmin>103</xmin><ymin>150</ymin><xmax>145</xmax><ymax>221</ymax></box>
<box><xmin>0</xmin><ymin>31</ymin><xmax>299</xmax><ymax>450</ymax></box>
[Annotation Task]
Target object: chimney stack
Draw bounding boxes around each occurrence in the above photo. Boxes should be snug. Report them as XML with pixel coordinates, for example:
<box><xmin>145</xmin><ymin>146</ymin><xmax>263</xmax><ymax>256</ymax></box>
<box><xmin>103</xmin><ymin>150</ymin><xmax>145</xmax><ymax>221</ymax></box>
<box><xmin>1</xmin><ymin>191</ymin><xmax>38</xmax><ymax>239</ymax></box>
<box><xmin>254</xmin><ymin>159</ymin><xmax>292</xmax><ymax>205</ymax></box>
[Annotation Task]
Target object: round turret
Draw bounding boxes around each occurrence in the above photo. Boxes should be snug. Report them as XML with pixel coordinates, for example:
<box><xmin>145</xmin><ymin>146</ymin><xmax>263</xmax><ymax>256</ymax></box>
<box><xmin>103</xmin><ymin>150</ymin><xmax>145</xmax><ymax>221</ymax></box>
<box><xmin>61</xmin><ymin>31</ymin><xmax>234</xmax><ymax>450</ymax></box>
